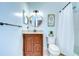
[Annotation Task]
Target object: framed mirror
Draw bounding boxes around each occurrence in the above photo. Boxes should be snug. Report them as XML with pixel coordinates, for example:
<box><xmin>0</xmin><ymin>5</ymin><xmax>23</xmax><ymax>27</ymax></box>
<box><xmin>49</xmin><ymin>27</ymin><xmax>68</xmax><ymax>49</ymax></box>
<box><xmin>29</xmin><ymin>15</ymin><xmax>43</xmax><ymax>27</ymax></box>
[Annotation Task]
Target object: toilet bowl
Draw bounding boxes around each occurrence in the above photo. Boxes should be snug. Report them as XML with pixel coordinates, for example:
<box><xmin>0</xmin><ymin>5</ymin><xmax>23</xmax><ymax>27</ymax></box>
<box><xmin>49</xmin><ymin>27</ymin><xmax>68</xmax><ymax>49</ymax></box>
<box><xmin>48</xmin><ymin>44</ymin><xmax>60</xmax><ymax>56</ymax></box>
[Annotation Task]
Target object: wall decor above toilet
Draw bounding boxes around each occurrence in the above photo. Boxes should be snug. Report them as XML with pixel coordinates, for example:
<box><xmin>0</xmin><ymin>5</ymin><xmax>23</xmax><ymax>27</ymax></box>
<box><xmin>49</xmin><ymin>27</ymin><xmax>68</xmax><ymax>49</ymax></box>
<box><xmin>48</xmin><ymin>14</ymin><xmax>55</xmax><ymax>27</ymax></box>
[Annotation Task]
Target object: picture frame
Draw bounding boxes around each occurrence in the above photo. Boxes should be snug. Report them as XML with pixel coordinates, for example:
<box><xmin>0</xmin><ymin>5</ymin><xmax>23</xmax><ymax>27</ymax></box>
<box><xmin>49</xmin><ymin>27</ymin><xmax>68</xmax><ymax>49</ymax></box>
<box><xmin>48</xmin><ymin>14</ymin><xmax>55</xmax><ymax>27</ymax></box>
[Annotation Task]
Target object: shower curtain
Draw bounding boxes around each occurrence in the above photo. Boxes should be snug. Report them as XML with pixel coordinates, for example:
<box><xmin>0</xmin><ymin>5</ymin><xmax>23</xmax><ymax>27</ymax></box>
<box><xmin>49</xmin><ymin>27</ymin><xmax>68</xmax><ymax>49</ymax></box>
<box><xmin>57</xmin><ymin>3</ymin><xmax>74</xmax><ymax>55</ymax></box>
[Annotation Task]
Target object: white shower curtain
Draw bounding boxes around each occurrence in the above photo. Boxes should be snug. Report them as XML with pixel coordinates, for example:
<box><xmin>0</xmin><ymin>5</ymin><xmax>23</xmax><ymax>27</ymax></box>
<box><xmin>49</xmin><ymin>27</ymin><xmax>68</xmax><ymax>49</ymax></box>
<box><xmin>57</xmin><ymin>3</ymin><xmax>74</xmax><ymax>55</ymax></box>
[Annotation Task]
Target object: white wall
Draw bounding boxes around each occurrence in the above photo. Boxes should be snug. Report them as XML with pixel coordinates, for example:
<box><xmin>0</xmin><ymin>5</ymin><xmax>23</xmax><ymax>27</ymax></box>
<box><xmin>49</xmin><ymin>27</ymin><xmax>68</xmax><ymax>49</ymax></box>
<box><xmin>0</xmin><ymin>2</ymin><xmax>28</xmax><ymax>56</ymax></box>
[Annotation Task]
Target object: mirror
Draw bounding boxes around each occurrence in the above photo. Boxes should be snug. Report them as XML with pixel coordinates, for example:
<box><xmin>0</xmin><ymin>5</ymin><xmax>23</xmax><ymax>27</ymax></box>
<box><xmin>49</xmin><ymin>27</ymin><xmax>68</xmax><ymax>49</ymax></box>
<box><xmin>29</xmin><ymin>10</ymin><xmax>43</xmax><ymax>27</ymax></box>
<box><xmin>29</xmin><ymin>15</ymin><xmax>43</xmax><ymax>27</ymax></box>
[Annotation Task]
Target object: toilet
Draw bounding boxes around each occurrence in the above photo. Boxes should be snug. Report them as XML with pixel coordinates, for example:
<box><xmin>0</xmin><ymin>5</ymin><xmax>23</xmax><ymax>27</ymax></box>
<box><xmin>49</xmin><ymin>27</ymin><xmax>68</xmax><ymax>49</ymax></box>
<box><xmin>47</xmin><ymin>37</ymin><xmax>60</xmax><ymax>56</ymax></box>
<box><xmin>48</xmin><ymin>44</ymin><xmax>60</xmax><ymax>56</ymax></box>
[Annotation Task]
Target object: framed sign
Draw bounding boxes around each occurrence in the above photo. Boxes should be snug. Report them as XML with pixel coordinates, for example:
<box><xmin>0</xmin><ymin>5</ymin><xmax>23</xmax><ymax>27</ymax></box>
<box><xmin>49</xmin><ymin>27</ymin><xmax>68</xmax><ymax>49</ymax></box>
<box><xmin>48</xmin><ymin>14</ymin><xmax>55</xmax><ymax>27</ymax></box>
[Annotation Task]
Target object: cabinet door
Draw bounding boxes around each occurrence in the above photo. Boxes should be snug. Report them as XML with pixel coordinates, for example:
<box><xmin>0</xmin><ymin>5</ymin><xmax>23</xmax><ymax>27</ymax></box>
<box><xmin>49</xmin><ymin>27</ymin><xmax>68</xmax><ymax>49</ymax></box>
<box><xmin>33</xmin><ymin>34</ymin><xmax>43</xmax><ymax>56</ymax></box>
<box><xmin>23</xmin><ymin>34</ymin><xmax>43</xmax><ymax>56</ymax></box>
<box><xmin>23</xmin><ymin>34</ymin><xmax>33</xmax><ymax>56</ymax></box>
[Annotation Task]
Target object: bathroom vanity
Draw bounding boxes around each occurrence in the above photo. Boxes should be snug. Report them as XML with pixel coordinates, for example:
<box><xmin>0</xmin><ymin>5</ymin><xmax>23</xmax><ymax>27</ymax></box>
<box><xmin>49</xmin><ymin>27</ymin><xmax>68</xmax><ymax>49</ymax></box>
<box><xmin>23</xmin><ymin>32</ymin><xmax>43</xmax><ymax>56</ymax></box>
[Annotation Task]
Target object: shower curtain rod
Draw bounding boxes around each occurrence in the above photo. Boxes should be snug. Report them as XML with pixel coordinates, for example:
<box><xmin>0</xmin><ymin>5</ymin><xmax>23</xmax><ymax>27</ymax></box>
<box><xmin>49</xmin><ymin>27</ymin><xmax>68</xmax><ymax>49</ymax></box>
<box><xmin>59</xmin><ymin>2</ymin><xmax>71</xmax><ymax>12</ymax></box>
<box><xmin>0</xmin><ymin>22</ymin><xmax>22</xmax><ymax>27</ymax></box>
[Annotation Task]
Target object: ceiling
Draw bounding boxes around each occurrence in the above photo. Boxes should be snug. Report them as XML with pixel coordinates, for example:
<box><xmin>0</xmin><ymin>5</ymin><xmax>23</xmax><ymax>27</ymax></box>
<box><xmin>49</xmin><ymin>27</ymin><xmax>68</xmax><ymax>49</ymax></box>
<box><xmin>27</xmin><ymin>2</ymin><xmax>68</xmax><ymax>12</ymax></box>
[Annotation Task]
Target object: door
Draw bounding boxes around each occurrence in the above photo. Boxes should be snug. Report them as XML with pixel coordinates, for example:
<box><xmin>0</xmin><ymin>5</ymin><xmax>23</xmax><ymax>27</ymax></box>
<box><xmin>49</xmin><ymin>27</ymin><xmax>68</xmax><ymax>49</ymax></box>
<box><xmin>23</xmin><ymin>34</ymin><xmax>43</xmax><ymax>56</ymax></box>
